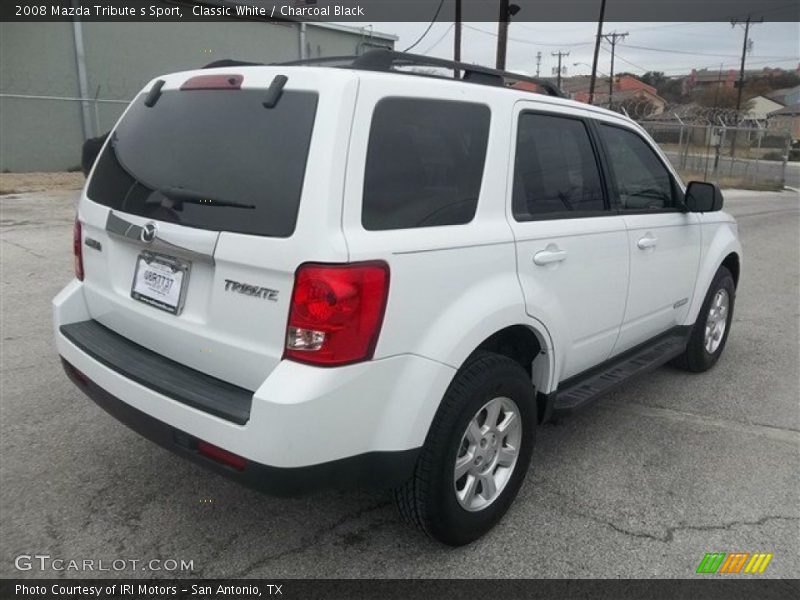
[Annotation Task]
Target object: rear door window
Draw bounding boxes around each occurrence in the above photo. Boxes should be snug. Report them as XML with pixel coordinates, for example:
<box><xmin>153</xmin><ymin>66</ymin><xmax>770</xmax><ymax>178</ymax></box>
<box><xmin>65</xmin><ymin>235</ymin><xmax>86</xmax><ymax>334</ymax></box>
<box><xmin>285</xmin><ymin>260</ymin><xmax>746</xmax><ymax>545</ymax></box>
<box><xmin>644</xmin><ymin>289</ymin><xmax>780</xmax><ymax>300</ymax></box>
<box><xmin>512</xmin><ymin>112</ymin><xmax>606</xmax><ymax>220</ymax></box>
<box><xmin>88</xmin><ymin>88</ymin><xmax>318</xmax><ymax>237</ymax></box>
<box><xmin>362</xmin><ymin>98</ymin><xmax>490</xmax><ymax>230</ymax></box>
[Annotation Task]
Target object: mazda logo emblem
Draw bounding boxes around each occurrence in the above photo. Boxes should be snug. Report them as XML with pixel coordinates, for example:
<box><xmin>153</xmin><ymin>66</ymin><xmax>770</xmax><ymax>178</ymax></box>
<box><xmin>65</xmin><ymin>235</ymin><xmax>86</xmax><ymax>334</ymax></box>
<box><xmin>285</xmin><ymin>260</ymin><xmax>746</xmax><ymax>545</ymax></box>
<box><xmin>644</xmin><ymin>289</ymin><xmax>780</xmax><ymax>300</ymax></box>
<box><xmin>140</xmin><ymin>222</ymin><xmax>157</xmax><ymax>243</ymax></box>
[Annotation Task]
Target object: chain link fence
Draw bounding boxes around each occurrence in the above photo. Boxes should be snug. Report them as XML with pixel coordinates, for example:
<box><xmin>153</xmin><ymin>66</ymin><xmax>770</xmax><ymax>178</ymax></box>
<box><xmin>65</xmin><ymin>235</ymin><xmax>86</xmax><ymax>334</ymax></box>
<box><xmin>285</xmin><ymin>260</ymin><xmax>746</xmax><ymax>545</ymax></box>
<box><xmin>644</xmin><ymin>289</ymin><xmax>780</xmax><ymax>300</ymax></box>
<box><xmin>0</xmin><ymin>91</ymin><xmax>129</xmax><ymax>172</ymax></box>
<box><xmin>637</xmin><ymin>107</ymin><xmax>794</xmax><ymax>190</ymax></box>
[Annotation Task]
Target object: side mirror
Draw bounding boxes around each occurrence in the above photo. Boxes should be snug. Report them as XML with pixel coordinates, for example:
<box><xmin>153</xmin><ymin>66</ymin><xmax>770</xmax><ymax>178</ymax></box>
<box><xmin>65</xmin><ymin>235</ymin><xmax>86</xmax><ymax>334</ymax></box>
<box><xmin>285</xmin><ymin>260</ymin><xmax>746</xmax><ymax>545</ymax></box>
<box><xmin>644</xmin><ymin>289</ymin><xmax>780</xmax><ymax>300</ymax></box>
<box><xmin>684</xmin><ymin>181</ymin><xmax>724</xmax><ymax>213</ymax></box>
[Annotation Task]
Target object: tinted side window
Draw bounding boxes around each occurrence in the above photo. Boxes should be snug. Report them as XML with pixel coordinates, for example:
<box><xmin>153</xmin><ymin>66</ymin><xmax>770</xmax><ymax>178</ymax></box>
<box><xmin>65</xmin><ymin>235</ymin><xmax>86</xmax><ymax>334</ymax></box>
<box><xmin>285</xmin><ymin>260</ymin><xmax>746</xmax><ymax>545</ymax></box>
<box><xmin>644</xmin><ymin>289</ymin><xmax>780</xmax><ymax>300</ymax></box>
<box><xmin>512</xmin><ymin>113</ymin><xmax>605</xmax><ymax>220</ymax></box>
<box><xmin>362</xmin><ymin>98</ymin><xmax>490</xmax><ymax>230</ymax></box>
<box><xmin>599</xmin><ymin>124</ymin><xmax>675</xmax><ymax>210</ymax></box>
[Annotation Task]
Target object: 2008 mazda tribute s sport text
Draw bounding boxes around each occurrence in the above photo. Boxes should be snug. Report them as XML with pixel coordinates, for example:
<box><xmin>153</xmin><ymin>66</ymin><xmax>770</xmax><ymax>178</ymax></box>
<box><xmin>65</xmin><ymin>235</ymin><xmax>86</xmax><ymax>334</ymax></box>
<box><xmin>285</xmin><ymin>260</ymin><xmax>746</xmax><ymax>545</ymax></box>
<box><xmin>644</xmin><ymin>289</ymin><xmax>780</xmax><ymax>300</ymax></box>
<box><xmin>54</xmin><ymin>50</ymin><xmax>741</xmax><ymax>546</ymax></box>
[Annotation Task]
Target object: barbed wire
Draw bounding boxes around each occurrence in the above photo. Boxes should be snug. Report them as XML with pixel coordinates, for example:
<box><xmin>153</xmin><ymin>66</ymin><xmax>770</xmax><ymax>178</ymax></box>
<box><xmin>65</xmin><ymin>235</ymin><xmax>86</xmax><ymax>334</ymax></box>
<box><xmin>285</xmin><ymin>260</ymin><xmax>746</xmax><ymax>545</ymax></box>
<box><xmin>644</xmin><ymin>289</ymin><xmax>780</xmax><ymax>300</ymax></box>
<box><xmin>632</xmin><ymin>103</ymin><xmax>751</xmax><ymax>125</ymax></box>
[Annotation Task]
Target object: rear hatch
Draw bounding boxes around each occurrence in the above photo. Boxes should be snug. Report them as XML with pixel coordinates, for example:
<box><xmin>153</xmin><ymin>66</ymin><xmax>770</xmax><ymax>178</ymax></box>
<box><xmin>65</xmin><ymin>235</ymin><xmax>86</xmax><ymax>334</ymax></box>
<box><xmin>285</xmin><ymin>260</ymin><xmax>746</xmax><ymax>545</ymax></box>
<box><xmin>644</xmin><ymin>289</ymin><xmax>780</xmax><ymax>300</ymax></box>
<box><xmin>78</xmin><ymin>67</ymin><xmax>355</xmax><ymax>390</ymax></box>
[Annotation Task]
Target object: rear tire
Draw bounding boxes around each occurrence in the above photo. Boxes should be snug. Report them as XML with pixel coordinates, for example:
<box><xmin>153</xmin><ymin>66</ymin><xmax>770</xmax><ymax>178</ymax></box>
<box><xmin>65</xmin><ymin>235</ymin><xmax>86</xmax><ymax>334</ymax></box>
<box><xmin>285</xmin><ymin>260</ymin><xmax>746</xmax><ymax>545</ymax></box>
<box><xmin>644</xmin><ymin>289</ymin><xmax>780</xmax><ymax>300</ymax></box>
<box><xmin>394</xmin><ymin>351</ymin><xmax>536</xmax><ymax>546</ymax></box>
<box><xmin>673</xmin><ymin>266</ymin><xmax>735</xmax><ymax>372</ymax></box>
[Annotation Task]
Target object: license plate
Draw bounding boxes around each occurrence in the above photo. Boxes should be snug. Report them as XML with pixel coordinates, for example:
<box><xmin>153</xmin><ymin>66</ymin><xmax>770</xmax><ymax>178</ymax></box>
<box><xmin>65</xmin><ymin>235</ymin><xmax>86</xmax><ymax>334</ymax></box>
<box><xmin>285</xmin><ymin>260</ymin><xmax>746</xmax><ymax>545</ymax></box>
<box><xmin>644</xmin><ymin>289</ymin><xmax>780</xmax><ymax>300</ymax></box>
<box><xmin>131</xmin><ymin>252</ymin><xmax>190</xmax><ymax>315</ymax></box>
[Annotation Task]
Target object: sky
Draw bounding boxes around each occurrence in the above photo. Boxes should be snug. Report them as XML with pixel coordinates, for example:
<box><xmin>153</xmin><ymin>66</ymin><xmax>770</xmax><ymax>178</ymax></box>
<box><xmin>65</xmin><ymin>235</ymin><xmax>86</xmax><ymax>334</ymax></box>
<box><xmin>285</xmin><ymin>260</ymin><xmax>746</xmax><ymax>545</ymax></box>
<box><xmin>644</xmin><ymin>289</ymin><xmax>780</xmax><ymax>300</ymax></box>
<box><xmin>359</xmin><ymin>21</ymin><xmax>800</xmax><ymax>78</ymax></box>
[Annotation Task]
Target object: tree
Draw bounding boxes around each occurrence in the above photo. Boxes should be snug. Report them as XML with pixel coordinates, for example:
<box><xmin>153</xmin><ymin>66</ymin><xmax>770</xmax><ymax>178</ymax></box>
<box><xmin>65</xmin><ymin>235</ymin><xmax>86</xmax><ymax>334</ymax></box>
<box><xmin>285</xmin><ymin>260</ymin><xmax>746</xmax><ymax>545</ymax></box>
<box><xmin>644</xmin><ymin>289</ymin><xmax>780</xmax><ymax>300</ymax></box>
<box><xmin>692</xmin><ymin>86</ymin><xmax>752</xmax><ymax>110</ymax></box>
<box><xmin>640</xmin><ymin>71</ymin><xmax>687</xmax><ymax>105</ymax></box>
<box><xmin>640</xmin><ymin>71</ymin><xmax>667</xmax><ymax>88</ymax></box>
<box><xmin>743</xmin><ymin>71</ymin><xmax>800</xmax><ymax>100</ymax></box>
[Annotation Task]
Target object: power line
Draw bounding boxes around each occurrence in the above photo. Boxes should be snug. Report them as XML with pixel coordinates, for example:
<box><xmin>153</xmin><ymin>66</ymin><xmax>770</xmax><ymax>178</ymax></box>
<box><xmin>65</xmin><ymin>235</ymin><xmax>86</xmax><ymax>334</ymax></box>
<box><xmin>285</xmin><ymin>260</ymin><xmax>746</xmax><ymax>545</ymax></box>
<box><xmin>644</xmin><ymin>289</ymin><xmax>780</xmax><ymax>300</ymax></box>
<box><xmin>616</xmin><ymin>57</ymin><xmax>798</xmax><ymax>76</ymax></box>
<box><xmin>402</xmin><ymin>0</ymin><xmax>445</xmax><ymax>53</ymax></box>
<box><xmin>622</xmin><ymin>43</ymin><xmax>792</xmax><ymax>60</ymax></box>
<box><xmin>597</xmin><ymin>46</ymin><xmax>795</xmax><ymax>76</ymax></box>
<box><xmin>601</xmin><ymin>45</ymin><xmax>648</xmax><ymax>73</ymax></box>
<box><xmin>462</xmin><ymin>24</ymin><xmax>593</xmax><ymax>47</ymax></box>
<box><xmin>461</xmin><ymin>24</ymin><xmax>795</xmax><ymax>60</ymax></box>
<box><xmin>420</xmin><ymin>23</ymin><xmax>454</xmax><ymax>55</ymax></box>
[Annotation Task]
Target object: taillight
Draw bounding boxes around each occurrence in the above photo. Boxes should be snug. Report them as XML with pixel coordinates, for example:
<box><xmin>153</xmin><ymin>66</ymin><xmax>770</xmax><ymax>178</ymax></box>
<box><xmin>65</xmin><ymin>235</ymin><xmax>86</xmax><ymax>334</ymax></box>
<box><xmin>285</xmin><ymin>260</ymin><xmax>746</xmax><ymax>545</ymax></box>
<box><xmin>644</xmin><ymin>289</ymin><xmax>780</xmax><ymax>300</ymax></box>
<box><xmin>285</xmin><ymin>262</ymin><xmax>390</xmax><ymax>367</ymax></box>
<box><xmin>73</xmin><ymin>218</ymin><xmax>84</xmax><ymax>281</ymax></box>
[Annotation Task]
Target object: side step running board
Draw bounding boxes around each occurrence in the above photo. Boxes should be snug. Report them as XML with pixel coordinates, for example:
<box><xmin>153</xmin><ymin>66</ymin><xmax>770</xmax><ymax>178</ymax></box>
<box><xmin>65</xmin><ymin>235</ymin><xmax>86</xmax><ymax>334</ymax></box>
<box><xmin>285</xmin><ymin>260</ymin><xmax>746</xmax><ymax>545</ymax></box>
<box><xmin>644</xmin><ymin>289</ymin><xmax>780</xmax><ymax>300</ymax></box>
<box><xmin>552</xmin><ymin>327</ymin><xmax>691</xmax><ymax>416</ymax></box>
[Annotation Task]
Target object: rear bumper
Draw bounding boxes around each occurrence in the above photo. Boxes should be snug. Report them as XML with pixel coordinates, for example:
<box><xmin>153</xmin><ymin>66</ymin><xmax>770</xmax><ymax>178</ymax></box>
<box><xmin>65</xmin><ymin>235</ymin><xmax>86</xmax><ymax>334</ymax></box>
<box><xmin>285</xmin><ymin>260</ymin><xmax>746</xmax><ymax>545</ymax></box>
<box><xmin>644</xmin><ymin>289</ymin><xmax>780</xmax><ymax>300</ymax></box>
<box><xmin>53</xmin><ymin>280</ymin><xmax>454</xmax><ymax>494</ymax></box>
<box><xmin>61</xmin><ymin>358</ymin><xmax>419</xmax><ymax>495</ymax></box>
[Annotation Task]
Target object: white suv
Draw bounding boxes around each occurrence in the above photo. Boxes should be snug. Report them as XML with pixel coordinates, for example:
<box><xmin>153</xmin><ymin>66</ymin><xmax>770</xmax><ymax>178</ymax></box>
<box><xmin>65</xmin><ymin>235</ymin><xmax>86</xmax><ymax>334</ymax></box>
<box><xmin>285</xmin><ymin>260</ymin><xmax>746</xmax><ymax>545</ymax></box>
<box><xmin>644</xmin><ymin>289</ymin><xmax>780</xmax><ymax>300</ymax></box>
<box><xmin>53</xmin><ymin>50</ymin><xmax>741</xmax><ymax>546</ymax></box>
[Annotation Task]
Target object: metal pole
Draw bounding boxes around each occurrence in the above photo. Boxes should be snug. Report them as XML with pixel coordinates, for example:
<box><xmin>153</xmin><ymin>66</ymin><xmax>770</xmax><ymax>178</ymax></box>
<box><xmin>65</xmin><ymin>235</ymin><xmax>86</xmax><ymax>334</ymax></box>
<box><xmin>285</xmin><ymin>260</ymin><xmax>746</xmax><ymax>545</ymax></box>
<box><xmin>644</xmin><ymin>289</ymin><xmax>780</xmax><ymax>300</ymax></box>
<box><xmin>93</xmin><ymin>84</ymin><xmax>101</xmax><ymax>136</ymax></box>
<box><xmin>70</xmin><ymin>5</ymin><xmax>93</xmax><ymax>140</ymax></box>
<box><xmin>299</xmin><ymin>23</ymin><xmax>307</xmax><ymax>59</ymax></box>
<box><xmin>780</xmin><ymin>133</ymin><xmax>790</xmax><ymax>188</ymax></box>
<box><xmin>754</xmin><ymin>127</ymin><xmax>762</xmax><ymax>182</ymax></box>
<box><xmin>715</xmin><ymin>126</ymin><xmax>726</xmax><ymax>181</ymax></box>
<box><xmin>588</xmin><ymin>0</ymin><xmax>606</xmax><ymax>105</ymax></box>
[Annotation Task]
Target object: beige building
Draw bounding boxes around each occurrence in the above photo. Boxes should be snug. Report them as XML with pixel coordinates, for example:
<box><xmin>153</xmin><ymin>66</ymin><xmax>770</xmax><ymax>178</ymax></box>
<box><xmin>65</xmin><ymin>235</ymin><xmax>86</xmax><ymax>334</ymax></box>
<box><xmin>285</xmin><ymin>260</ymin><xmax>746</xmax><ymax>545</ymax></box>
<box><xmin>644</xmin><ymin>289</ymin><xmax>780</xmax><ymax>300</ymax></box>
<box><xmin>744</xmin><ymin>95</ymin><xmax>785</xmax><ymax>124</ymax></box>
<box><xmin>768</xmin><ymin>104</ymin><xmax>800</xmax><ymax>142</ymax></box>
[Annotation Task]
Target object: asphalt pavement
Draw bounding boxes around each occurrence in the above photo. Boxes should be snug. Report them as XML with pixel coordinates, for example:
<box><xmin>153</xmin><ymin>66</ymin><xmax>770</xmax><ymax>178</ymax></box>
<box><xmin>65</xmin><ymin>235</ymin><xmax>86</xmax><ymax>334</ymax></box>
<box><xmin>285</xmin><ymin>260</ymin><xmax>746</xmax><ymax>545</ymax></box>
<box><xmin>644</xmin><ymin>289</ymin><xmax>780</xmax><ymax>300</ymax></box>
<box><xmin>0</xmin><ymin>188</ymin><xmax>798</xmax><ymax>579</ymax></box>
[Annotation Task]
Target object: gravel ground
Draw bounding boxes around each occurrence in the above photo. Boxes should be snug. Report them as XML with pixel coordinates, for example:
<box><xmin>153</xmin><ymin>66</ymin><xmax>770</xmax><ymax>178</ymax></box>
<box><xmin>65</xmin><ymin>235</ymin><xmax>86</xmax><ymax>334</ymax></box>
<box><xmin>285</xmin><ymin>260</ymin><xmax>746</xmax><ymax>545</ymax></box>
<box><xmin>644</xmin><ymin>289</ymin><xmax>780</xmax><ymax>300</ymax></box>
<box><xmin>0</xmin><ymin>188</ymin><xmax>798</xmax><ymax>579</ymax></box>
<box><xmin>0</xmin><ymin>173</ymin><xmax>84</xmax><ymax>196</ymax></box>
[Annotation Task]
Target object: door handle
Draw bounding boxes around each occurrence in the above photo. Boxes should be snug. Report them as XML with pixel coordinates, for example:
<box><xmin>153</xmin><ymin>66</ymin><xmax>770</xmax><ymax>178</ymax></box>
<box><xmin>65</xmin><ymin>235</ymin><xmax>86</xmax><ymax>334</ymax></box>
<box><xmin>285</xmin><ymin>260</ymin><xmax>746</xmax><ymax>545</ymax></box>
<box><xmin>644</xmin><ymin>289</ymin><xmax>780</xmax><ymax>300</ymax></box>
<box><xmin>533</xmin><ymin>249</ymin><xmax>568</xmax><ymax>266</ymax></box>
<box><xmin>637</xmin><ymin>234</ymin><xmax>658</xmax><ymax>250</ymax></box>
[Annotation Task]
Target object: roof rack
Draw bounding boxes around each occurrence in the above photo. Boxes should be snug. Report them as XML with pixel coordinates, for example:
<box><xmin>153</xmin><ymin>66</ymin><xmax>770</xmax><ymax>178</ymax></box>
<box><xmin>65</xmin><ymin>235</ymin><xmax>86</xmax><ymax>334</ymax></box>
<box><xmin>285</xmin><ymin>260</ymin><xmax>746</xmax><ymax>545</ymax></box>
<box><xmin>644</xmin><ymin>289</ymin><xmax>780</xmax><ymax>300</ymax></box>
<box><xmin>274</xmin><ymin>49</ymin><xmax>567</xmax><ymax>98</ymax></box>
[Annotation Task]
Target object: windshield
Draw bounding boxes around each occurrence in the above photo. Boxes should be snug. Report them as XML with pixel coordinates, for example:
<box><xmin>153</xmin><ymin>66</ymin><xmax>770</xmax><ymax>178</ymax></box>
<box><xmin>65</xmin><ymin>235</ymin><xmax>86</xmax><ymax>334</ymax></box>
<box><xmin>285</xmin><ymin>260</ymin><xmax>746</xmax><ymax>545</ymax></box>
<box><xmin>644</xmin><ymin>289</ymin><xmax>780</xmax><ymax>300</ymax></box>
<box><xmin>87</xmin><ymin>87</ymin><xmax>318</xmax><ymax>237</ymax></box>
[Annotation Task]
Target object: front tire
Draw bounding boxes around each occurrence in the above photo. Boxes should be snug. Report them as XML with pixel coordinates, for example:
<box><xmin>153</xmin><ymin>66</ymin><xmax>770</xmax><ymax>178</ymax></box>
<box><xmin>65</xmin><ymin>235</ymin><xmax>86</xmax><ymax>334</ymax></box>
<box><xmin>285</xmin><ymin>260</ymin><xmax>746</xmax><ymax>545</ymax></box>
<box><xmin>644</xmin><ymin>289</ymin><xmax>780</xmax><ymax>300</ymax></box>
<box><xmin>673</xmin><ymin>266</ymin><xmax>736</xmax><ymax>372</ymax></box>
<box><xmin>394</xmin><ymin>351</ymin><xmax>536</xmax><ymax>546</ymax></box>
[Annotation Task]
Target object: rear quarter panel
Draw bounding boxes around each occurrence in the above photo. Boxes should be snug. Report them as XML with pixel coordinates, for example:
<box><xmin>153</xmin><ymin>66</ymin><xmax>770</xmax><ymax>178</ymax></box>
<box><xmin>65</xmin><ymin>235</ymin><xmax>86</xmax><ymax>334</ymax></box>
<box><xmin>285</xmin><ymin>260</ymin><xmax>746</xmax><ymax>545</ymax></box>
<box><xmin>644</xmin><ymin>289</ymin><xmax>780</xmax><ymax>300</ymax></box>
<box><xmin>340</xmin><ymin>75</ymin><xmax>556</xmax><ymax>392</ymax></box>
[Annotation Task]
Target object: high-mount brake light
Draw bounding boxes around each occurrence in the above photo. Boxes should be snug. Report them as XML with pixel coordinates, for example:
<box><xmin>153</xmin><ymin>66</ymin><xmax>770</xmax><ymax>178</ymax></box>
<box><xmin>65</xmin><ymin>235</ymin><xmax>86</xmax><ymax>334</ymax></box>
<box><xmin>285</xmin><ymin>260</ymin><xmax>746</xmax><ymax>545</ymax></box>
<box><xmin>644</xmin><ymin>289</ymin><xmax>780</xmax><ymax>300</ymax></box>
<box><xmin>285</xmin><ymin>262</ymin><xmax>390</xmax><ymax>367</ymax></box>
<box><xmin>180</xmin><ymin>74</ymin><xmax>243</xmax><ymax>90</ymax></box>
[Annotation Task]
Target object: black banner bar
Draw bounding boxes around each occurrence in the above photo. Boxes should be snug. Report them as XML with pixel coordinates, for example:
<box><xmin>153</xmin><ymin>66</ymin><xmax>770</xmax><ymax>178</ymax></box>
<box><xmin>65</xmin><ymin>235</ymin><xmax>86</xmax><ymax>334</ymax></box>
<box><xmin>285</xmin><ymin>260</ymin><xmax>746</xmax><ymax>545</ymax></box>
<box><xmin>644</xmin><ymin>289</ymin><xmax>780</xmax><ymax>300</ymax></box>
<box><xmin>2</xmin><ymin>0</ymin><xmax>799</xmax><ymax>22</ymax></box>
<box><xmin>2</xmin><ymin>579</ymin><xmax>799</xmax><ymax>600</ymax></box>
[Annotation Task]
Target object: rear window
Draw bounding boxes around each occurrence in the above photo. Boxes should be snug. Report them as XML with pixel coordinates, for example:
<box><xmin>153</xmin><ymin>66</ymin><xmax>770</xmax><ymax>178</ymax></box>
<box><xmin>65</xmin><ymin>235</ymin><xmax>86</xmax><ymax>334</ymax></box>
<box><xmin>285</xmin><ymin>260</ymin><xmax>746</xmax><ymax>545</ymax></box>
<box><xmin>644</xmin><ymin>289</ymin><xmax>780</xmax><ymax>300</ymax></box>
<box><xmin>87</xmin><ymin>87</ymin><xmax>318</xmax><ymax>238</ymax></box>
<box><xmin>362</xmin><ymin>98</ymin><xmax>490</xmax><ymax>231</ymax></box>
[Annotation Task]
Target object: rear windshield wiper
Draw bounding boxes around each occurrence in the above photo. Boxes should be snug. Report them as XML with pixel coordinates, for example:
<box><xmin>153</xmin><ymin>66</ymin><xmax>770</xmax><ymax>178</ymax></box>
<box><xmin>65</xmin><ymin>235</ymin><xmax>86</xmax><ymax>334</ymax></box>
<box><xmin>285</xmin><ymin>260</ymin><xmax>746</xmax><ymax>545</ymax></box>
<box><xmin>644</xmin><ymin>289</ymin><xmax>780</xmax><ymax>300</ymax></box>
<box><xmin>146</xmin><ymin>187</ymin><xmax>255</xmax><ymax>211</ymax></box>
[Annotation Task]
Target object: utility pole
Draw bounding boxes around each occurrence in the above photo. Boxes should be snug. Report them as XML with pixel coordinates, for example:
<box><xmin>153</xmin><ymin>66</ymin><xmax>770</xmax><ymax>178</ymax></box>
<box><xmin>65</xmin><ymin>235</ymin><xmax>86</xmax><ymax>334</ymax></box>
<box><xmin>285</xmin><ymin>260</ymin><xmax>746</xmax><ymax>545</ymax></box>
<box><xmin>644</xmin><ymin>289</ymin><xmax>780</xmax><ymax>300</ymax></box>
<box><xmin>535</xmin><ymin>51</ymin><xmax>542</xmax><ymax>77</ymax></box>
<box><xmin>552</xmin><ymin>51</ymin><xmax>569</xmax><ymax>89</ymax></box>
<box><xmin>588</xmin><ymin>0</ymin><xmax>607</xmax><ymax>105</ymax></box>
<box><xmin>601</xmin><ymin>31</ymin><xmax>628</xmax><ymax>108</ymax></box>
<box><xmin>730</xmin><ymin>15</ymin><xmax>762</xmax><ymax>157</ymax></box>
<box><xmin>496</xmin><ymin>0</ymin><xmax>510</xmax><ymax>69</ymax></box>
<box><xmin>496</xmin><ymin>1</ymin><xmax>520</xmax><ymax>70</ymax></box>
<box><xmin>454</xmin><ymin>0</ymin><xmax>462</xmax><ymax>78</ymax></box>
